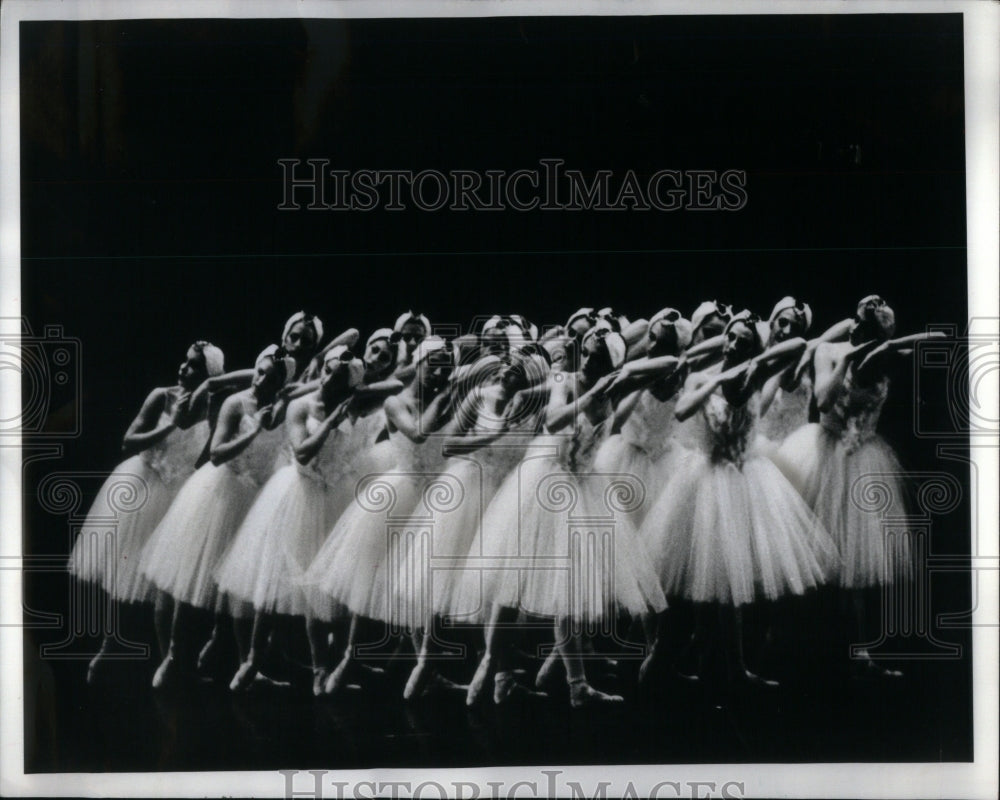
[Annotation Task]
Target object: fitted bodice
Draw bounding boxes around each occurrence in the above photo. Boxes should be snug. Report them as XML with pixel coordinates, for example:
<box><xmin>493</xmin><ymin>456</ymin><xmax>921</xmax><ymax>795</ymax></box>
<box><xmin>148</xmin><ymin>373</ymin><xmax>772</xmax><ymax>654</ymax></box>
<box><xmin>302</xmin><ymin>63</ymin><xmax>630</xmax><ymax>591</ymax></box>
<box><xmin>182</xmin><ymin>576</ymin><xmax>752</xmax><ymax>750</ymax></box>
<box><xmin>692</xmin><ymin>390</ymin><xmax>760</xmax><ymax>467</ymax></box>
<box><xmin>820</xmin><ymin>369</ymin><xmax>890</xmax><ymax>454</ymax></box>
<box><xmin>143</xmin><ymin>407</ymin><xmax>209</xmax><ymax>486</ymax></box>
<box><xmin>759</xmin><ymin>376</ymin><xmax>813</xmax><ymax>442</ymax></box>
<box><xmin>226</xmin><ymin>398</ymin><xmax>286</xmax><ymax>486</ymax></box>
<box><xmin>621</xmin><ymin>389</ymin><xmax>679</xmax><ymax>461</ymax></box>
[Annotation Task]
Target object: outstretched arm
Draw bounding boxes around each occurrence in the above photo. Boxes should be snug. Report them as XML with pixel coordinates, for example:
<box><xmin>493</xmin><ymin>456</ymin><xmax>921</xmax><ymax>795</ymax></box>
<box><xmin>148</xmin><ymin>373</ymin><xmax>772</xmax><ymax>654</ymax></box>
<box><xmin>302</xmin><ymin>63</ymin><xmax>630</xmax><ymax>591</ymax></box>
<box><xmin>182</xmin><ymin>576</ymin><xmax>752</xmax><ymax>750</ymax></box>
<box><xmin>814</xmin><ymin>340</ymin><xmax>879</xmax><ymax>413</ymax></box>
<box><xmin>856</xmin><ymin>331</ymin><xmax>947</xmax><ymax>378</ymax></box>
<box><xmin>190</xmin><ymin>368</ymin><xmax>254</xmax><ymax>409</ymax></box>
<box><xmin>545</xmin><ymin>371</ymin><xmax>618</xmax><ymax>432</ymax></box>
<box><xmin>792</xmin><ymin>317</ymin><xmax>853</xmax><ymax>383</ymax></box>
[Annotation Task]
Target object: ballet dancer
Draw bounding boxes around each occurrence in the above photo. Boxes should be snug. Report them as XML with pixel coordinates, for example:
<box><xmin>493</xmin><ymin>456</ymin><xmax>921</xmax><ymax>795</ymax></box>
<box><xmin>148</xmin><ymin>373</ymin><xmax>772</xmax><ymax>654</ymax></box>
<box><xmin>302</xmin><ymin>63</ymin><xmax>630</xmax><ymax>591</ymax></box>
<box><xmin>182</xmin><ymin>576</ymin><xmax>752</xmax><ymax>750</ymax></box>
<box><xmin>141</xmin><ymin>346</ymin><xmax>294</xmax><ymax>688</ymax></box>
<box><xmin>70</xmin><ymin>341</ymin><xmax>225</xmax><ymax>682</ymax></box>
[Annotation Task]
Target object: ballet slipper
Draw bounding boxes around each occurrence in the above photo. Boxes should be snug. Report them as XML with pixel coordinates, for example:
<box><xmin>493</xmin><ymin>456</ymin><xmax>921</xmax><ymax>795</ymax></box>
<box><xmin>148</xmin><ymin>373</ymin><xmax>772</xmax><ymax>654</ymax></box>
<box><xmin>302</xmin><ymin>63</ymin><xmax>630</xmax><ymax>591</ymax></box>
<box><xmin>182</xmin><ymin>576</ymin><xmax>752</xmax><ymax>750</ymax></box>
<box><xmin>851</xmin><ymin>656</ymin><xmax>903</xmax><ymax>681</ymax></box>
<box><xmin>86</xmin><ymin>639</ymin><xmax>111</xmax><ymax>685</ymax></box>
<box><xmin>312</xmin><ymin>668</ymin><xmax>330</xmax><ymax>697</ymax></box>
<box><xmin>421</xmin><ymin>673</ymin><xmax>468</xmax><ymax>698</ymax></box>
<box><xmin>152</xmin><ymin>654</ymin><xmax>178</xmax><ymax>690</ymax></box>
<box><xmin>493</xmin><ymin>671</ymin><xmax>547</xmax><ymax>705</ymax></box>
<box><xmin>637</xmin><ymin>647</ymin><xmax>659</xmax><ymax>687</ymax></box>
<box><xmin>229</xmin><ymin>660</ymin><xmax>259</xmax><ymax>692</ymax></box>
<box><xmin>466</xmin><ymin>654</ymin><xmax>494</xmax><ymax>707</ymax></box>
<box><xmin>403</xmin><ymin>659</ymin><xmax>433</xmax><ymax>702</ymax></box>
<box><xmin>323</xmin><ymin>654</ymin><xmax>353</xmax><ymax>695</ymax></box>
<box><xmin>534</xmin><ymin>649</ymin><xmax>563</xmax><ymax>690</ymax></box>
<box><xmin>197</xmin><ymin>634</ymin><xmax>221</xmax><ymax>674</ymax></box>
<box><xmin>249</xmin><ymin>672</ymin><xmax>292</xmax><ymax>691</ymax></box>
<box><xmin>733</xmin><ymin>668</ymin><xmax>779</xmax><ymax>690</ymax></box>
<box><xmin>568</xmin><ymin>678</ymin><xmax>624</xmax><ymax>708</ymax></box>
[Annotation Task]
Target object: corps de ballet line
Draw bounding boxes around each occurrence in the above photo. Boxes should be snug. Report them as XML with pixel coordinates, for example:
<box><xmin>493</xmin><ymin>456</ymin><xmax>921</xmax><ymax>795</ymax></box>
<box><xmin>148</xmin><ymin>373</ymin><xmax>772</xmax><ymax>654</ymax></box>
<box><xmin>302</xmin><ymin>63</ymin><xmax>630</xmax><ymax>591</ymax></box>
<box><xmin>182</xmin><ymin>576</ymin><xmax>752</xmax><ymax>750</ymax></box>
<box><xmin>67</xmin><ymin>297</ymin><xmax>940</xmax><ymax>708</ymax></box>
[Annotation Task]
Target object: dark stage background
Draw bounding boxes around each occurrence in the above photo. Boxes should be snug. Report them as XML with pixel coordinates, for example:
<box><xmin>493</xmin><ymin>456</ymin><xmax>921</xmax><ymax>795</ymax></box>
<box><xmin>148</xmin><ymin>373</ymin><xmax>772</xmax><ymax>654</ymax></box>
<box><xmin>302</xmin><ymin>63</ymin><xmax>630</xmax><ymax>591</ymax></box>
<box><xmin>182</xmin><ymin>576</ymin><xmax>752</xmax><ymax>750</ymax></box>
<box><xmin>19</xmin><ymin>14</ymin><xmax>973</xmax><ymax>771</ymax></box>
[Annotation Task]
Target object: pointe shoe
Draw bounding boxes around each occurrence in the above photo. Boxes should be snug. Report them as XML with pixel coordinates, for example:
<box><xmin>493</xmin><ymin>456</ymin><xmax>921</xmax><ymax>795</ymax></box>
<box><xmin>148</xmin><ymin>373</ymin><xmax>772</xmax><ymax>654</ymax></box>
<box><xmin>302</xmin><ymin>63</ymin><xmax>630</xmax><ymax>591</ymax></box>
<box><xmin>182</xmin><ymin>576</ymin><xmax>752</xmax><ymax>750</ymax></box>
<box><xmin>197</xmin><ymin>636</ymin><xmax>220</xmax><ymax>674</ymax></box>
<box><xmin>323</xmin><ymin>657</ymin><xmax>353</xmax><ymax>695</ymax></box>
<box><xmin>851</xmin><ymin>657</ymin><xmax>903</xmax><ymax>681</ymax></box>
<box><xmin>494</xmin><ymin>671</ymin><xmax>547</xmax><ymax>705</ymax></box>
<box><xmin>312</xmin><ymin>669</ymin><xmax>330</xmax><ymax>697</ymax></box>
<box><xmin>403</xmin><ymin>661</ymin><xmax>433</xmax><ymax>702</ymax></box>
<box><xmin>152</xmin><ymin>655</ymin><xmax>177</xmax><ymax>690</ymax></box>
<box><xmin>637</xmin><ymin>649</ymin><xmax>658</xmax><ymax>687</ymax></box>
<box><xmin>466</xmin><ymin>655</ymin><xmax>494</xmax><ymax>707</ymax></box>
<box><xmin>86</xmin><ymin>653</ymin><xmax>104</xmax><ymax>685</ymax></box>
<box><xmin>422</xmin><ymin>673</ymin><xmax>468</xmax><ymax>698</ymax></box>
<box><xmin>229</xmin><ymin>660</ymin><xmax>259</xmax><ymax>692</ymax></box>
<box><xmin>737</xmin><ymin>669</ymin><xmax>779</xmax><ymax>690</ymax></box>
<box><xmin>568</xmin><ymin>679</ymin><xmax>624</xmax><ymax>708</ymax></box>
<box><xmin>250</xmin><ymin>672</ymin><xmax>292</xmax><ymax>691</ymax></box>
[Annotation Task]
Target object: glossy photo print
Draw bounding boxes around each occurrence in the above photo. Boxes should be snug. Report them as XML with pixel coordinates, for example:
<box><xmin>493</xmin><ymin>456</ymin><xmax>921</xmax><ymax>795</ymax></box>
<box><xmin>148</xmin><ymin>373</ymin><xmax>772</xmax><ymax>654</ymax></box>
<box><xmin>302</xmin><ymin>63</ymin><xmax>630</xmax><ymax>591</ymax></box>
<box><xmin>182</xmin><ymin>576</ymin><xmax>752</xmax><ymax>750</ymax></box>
<box><xmin>1</xmin><ymin>2</ymin><xmax>997</xmax><ymax>798</ymax></box>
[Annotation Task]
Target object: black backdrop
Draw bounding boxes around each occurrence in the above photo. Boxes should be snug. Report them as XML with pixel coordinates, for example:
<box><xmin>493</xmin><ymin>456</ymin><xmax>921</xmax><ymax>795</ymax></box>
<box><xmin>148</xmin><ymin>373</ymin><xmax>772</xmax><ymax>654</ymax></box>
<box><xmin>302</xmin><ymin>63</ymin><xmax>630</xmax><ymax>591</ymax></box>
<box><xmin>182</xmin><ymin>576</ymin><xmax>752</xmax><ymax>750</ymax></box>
<box><xmin>19</xmin><ymin>13</ymin><xmax>973</xmax><ymax>771</ymax></box>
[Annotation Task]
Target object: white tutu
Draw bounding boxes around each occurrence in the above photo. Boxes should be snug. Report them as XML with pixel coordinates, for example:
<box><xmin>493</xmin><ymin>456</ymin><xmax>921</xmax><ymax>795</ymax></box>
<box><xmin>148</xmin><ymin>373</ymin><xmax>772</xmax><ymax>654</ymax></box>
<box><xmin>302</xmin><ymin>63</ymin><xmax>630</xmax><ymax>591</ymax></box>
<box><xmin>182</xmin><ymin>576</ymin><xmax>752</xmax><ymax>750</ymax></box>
<box><xmin>452</xmin><ymin>425</ymin><xmax>668</xmax><ymax>624</ymax></box>
<box><xmin>776</xmin><ymin>373</ymin><xmax>911</xmax><ymax>588</ymax></box>
<box><xmin>215</xmin><ymin>411</ymin><xmax>374</xmax><ymax>617</ymax></box>
<box><xmin>640</xmin><ymin>391</ymin><xmax>839</xmax><ymax>606</ymax></box>
<box><xmin>303</xmin><ymin>427</ymin><xmax>447</xmax><ymax>624</ymax></box>
<box><xmin>140</xmin><ymin>407</ymin><xmax>285</xmax><ymax>609</ymax></box>
<box><xmin>754</xmin><ymin>377</ymin><xmax>813</xmax><ymax>464</ymax></box>
<box><xmin>777</xmin><ymin>424</ymin><xmax>910</xmax><ymax>588</ymax></box>
<box><xmin>68</xmin><ymin>413</ymin><xmax>208</xmax><ymax>604</ymax></box>
<box><xmin>591</xmin><ymin>389</ymin><xmax>686</xmax><ymax>527</ymax></box>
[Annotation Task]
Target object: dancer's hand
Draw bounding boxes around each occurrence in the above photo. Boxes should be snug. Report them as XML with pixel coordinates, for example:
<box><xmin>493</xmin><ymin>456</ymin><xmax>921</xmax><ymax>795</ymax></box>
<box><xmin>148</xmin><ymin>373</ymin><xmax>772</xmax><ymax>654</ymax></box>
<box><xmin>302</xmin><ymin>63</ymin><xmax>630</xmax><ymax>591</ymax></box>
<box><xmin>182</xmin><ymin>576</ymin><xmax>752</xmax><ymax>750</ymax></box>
<box><xmin>252</xmin><ymin>404</ymin><xmax>274</xmax><ymax>429</ymax></box>
<box><xmin>170</xmin><ymin>391</ymin><xmax>192</xmax><ymax>425</ymax></box>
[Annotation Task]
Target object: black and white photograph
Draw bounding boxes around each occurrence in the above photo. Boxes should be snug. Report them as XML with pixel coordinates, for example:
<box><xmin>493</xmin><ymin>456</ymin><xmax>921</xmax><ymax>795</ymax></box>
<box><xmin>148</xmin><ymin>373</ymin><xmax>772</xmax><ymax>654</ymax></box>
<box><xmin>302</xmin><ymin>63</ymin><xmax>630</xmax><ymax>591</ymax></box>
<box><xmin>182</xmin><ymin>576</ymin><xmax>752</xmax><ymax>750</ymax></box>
<box><xmin>1</xmin><ymin>1</ymin><xmax>997</xmax><ymax>797</ymax></box>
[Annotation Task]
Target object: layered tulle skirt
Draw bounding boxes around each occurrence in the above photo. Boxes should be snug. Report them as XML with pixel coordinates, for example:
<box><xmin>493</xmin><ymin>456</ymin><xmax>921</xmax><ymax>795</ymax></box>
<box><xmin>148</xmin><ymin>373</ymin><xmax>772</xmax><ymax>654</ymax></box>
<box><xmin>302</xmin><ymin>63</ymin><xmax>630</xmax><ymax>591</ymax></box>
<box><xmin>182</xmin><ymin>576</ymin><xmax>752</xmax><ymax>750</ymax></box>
<box><xmin>641</xmin><ymin>448</ymin><xmax>840</xmax><ymax>606</ymax></box>
<box><xmin>775</xmin><ymin>423</ymin><xmax>911</xmax><ymax>588</ymax></box>
<box><xmin>389</xmin><ymin>454</ymin><xmax>516</xmax><ymax>628</ymax></box>
<box><xmin>591</xmin><ymin>434</ymin><xmax>684</xmax><ymax>527</ymax></box>
<box><xmin>214</xmin><ymin>465</ymin><xmax>356</xmax><ymax>617</ymax></box>
<box><xmin>304</xmin><ymin>469</ymin><xmax>431</xmax><ymax>624</ymax></box>
<box><xmin>140</xmin><ymin>462</ymin><xmax>261</xmax><ymax>608</ymax></box>
<box><xmin>451</xmin><ymin>453</ymin><xmax>667</xmax><ymax>623</ymax></box>
<box><xmin>68</xmin><ymin>454</ymin><xmax>177</xmax><ymax>604</ymax></box>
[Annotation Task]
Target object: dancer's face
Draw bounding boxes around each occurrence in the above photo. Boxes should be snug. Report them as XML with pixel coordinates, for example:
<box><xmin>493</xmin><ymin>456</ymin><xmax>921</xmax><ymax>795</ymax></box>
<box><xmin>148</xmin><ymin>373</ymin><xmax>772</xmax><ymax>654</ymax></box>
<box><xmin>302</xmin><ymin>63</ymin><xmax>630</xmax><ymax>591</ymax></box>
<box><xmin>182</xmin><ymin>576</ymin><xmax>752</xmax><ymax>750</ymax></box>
<box><xmin>481</xmin><ymin>328</ymin><xmax>509</xmax><ymax>357</ymax></box>
<box><xmin>723</xmin><ymin>322</ymin><xmax>756</xmax><ymax>364</ymax></box>
<box><xmin>418</xmin><ymin>352</ymin><xmax>453</xmax><ymax>394</ymax></box>
<box><xmin>849</xmin><ymin>298</ymin><xmax>895</xmax><ymax>345</ymax></box>
<box><xmin>398</xmin><ymin>321</ymin><xmax>426</xmax><ymax>357</ymax></box>
<box><xmin>319</xmin><ymin>357</ymin><xmax>350</xmax><ymax>396</ymax></box>
<box><xmin>579</xmin><ymin>337</ymin><xmax>611</xmax><ymax>383</ymax></box>
<box><xmin>698</xmin><ymin>312</ymin><xmax>728</xmax><ymax>342</ymax></box>
<box><xmin>499</xmin><ymin>358</ymin><xmax>528</xmax><ymax>393</ymax></box>
<box><xmin>648</xmin><ymin>321</ymin><xmax>680</xmax><ymax>356</ymax></box>
<box><xmin>283</xmin><ymin>321</ymin><xmax>317</xmax><ymax>357</ymax></box>
<box><xmin>252</xmin><ymin>358</ymin><xmax>282</xmax><ymax>400</ymax></box>
<box><xmin>770</xmin><ymin>308</ymin><xmax>804</xmax><ymax>344</ymax></box>
<box><xmin>364</xmin><ymin>338</ymin><xmax>394</xmax><ymax>377</ymax></box>
<box><xmin>177</xmin><ymin>346</ymin><xmax>208</xmax><ymax>391</ymax></box>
